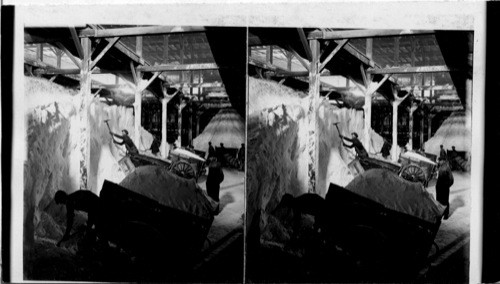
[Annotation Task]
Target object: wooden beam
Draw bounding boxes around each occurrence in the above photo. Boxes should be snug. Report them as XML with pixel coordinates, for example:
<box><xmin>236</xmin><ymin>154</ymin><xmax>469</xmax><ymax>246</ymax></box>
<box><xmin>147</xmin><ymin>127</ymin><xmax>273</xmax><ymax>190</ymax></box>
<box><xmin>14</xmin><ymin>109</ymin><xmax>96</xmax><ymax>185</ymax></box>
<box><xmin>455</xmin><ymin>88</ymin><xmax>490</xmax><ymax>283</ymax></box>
<box><xmin>394</xmin><ymin>37</ymin><xmax>400</xmax><ymax>65</ymax></box>
<box><xmin>249</xmin><ymin>57</ymin><xmax>309</xmax><ymax>77</ymax></box>
<box><xmin>309</xmin><ymin>38</ymin><xmax>320</xmax><ymax>193</ymax></box>
<box><xmin>80</xmin><ymin>26</ymin><xmax>206</xmax><ymax>38</ymax></box>
<box><xmin>36</xmin><ymin>43</ymin><xmax>44</xmax><ymax>62</ymax></box>
<box><xmin>138</xmin><ymin>72</ymin><xmax>161</xmax><ymax>92</ymax></box>
<box><xmin>266</xmin><ymin>46</ymin><xmax>273</xmax><ymax>64</ymax></box>
<box><xmin>130</xmin><ymin>61</ymin><xmax>138</xmax><ymax>85</ymax></box>
<box><xmin>136</xmin><ymin>36</ymin><xmax>143</xmax><ymax>58</ymax></box>
<box><xmin>297</xmin><ymin>28</ymin><xmax>312</xmax><ymax>61</ymax></box>
<box><xmin>360</xmin><ymin>64</ymin><xmax>369</xmax><ymax>87</ymax></box>
<box><xmin>308</xmin><ymin>29</ymin><xmax>434</xmax><ymax>40</ymax></box>
<box><xmin>319</xmin><ymin>39</ymin><xmax>348</xmax><ymax>71</ymax></box>
<box><xmin>69</xmin><ymin>27</ymin><xmax>84</xmax><ymax>59</ymax></box>
<box><xmin>344</xmin><ymin>43</ymin><xmax>375</xmax><ymax>67</ymax></box>
<box><xmin>34</xmin><ymin>68</ymin><xmax>129</xmax><ymax>75</ymax></box>
<box><xmin>79</xmin><ymin>36</ymin><xmax>92</xmax><ymax>190</ymax></box>
<box><xmin>54</xmin><ymin>42</ymin><xmax>82</xmax><ymax>69</ymax></box>
<box><xmin>137</xmin><ymin>63</ymin><xmax>219</xmax><ymax>72</ymax></box>
<box><xmin>288</xmin><ymin>46</ymin><xmax>310</xmax><ymax>71</ymax></box>
<box><xmin>163</xmin><ymin>35</ymin><xmax>169</xmax><ymax>64</ymax></box>
<box><xmin>90</xmin><ymin>37</ymin><xmax>120</xmax><ymax>70</ymax></box>
<box><xmin>367</xmin><ymin>65</ymin><xmax>456</xmax><ymax>74</ymax></box>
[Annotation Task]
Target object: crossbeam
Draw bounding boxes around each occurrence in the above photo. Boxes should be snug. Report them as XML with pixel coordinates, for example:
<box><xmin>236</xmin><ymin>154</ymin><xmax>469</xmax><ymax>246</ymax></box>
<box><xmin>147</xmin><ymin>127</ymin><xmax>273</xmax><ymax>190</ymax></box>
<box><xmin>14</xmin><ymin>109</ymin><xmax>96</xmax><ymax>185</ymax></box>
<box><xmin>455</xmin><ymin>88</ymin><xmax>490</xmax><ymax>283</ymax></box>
<box><xmin>90</xmin><ymin>37</ymin><xmax>121</xmax><ymax>70</ymax></box>
<box><xmin>249</xmin><ymin>57</ymin><xmax>309</xmax><ymax>77</ymax></box>
<box><xmin>368</xmin><ymin>65</ymin><xmax>457</xmax><ymax>74</ymax></box>
<box><xmin>80</xmin><ymin>26</ymin><xmax>206</xmax><ymax>38</ymax></box>
<box><xmin>297</xmin><ymin>28</ymin><xmax>313</xmax><ymax>61</ymax></box>
<box><xmin>137</xmin><ymin>63</ymin><xmax>218</xmax><ymax>72</ymax></box>
<box><xmin>319</xmin><ymin>39</ymin><xmax>348</xmax><ymax>71</ymax></box>
<box><xmin>69</xmin><ymin>27</ymin><xmax>84</xmax><ymax>59</ymax></box>
<box><xmin>308</xmin><ymin>29</ymin><xmax>434</xmax><ymax>40</ymax></box>
<box><xmin>54</xmin><ymin>42</ymin><xmax>82</xmax><ymax>69</ymax></box>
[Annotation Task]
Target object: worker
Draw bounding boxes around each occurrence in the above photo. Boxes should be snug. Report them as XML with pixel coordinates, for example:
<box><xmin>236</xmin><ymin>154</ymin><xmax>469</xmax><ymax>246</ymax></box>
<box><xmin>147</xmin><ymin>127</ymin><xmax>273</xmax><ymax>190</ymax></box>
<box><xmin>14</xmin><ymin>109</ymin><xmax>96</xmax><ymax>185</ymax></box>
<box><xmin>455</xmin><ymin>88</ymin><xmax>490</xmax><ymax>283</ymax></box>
<box><xmin>341</xmin><ymin>132</ymin><xmax>368</xmax><ymax>159</ymax></box>
<box><xmin>436</xmin><ymin>157</ymin><xmax>454</xmax><ymax>220</ymax></box>
<box><xmin>237</xmin><ymin>143</ymin><xmax>245</xmax><ymax>167</ymax></box>
<box><xmin>381</xmin><ymin>138</ymin><xmax>391</xmax><ymax>159</ymax></box>
<box><xmin>218</xmin><ymin>143</ymin><xmax>226</xmax><ymax>166</ymax></box>
<box><xmin>206</xmin><ymin>158</ymin><xmax>224</xmax><ymax>214</ymax></box>
<box><xmin>207</xmin><ymin>142</ymin><xmax>216</xmax><ymax>160</ymax></box>
<box><xmin>54</xmin><ymin>190</ymin><xmax>102</xmax><ymax>246</ymax></box>
<box><xmin>439</xmin><ymin>145</ymin><xmax>447</xmax><ymax>161</ymax></box>
<box><xmin>280</xmin><ymin>193</ymin><xmax>326</xmax><ymax>233</ymax></box>
<box><xmin>111</xmin><ymin>129</ymin><xmax>139</xmax><ymax>155</ymax></box>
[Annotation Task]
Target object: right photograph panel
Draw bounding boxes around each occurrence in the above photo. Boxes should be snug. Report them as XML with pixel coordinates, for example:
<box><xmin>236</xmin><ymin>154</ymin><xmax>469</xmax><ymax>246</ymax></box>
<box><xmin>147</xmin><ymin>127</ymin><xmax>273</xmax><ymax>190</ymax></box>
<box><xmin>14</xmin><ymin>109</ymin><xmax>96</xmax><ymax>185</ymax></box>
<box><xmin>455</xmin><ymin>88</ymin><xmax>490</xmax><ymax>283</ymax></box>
<box><xmin>245</xmin><ymin>28</ymin><xmax>473</xmax><ymax>283</ymax></box>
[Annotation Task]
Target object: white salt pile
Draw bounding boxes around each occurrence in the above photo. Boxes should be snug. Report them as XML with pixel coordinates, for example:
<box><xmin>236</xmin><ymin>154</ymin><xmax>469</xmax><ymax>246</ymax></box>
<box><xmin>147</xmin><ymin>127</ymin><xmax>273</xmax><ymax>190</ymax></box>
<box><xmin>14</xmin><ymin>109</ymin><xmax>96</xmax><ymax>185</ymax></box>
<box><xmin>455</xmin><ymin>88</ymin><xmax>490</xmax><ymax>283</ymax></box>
<box><xmin>425</xmin><ymin>111</ymin><xmax>471</xmax><ymax>160</ymax></box>
<box><xmin>24</xmin><ymin>76</ymin><xmax>156</xmax><ymax>262</ymax></box>
<box><xmin>246</xmin><ymin>77</ymin><xmax>385</xmax><ymax>244</ymax></box>
<box><xmin>193</xmin><ymin>108</ymin><xmax>245</xmax><ymax>153</ymax></box>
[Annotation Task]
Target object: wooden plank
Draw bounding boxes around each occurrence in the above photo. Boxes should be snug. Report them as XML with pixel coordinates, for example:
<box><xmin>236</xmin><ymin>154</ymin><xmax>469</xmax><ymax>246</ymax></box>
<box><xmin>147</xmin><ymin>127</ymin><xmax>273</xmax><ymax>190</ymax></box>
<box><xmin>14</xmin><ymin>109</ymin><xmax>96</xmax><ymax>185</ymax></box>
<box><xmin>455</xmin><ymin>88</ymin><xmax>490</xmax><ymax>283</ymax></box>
<box><xmin>130</xmin><ymin>61</ymin><xmax>138</xmax><ymax>85</ymax></box>
<box><xmin>286</xmin><ymin>52</ymin><xmax>292</xmax><ymax>71</ymax></box>
<box><xmin>249</xmin><ymin>57</ymin><xmax>309</xmax><ymax>77</ymax></box>
<box><xmin>367</xmin><ymin>65</ymin><xmax>456</xmax><ymax>74</ymax></box>
<box><xmin>90</xmin><ymin>37</ymin><xmax>121</xmax><ymax>70</ymax></box>
<box><xmin>54</xmin><ymin>42</ymin><xmax>82</xmax><ymax>69</ymax></box>
<box><xmin>308</xmin><ymin>29</ymin><xmax>434</xmax><ymax>40</ymax></box>
<box><xmin>134</xmin><ymin>69</ymin><xmax>143</xmax><ymax>148</ymax></box>
<box><xmin>79</xmin><ymin>36</ymin><xmax>92</xmax><ymax>190</ymax></box>
<box><xmin>80</xmin><ymin>26</ymin><xmax>206</xmax><ymax>38</ymax></box>
<box><xmin>34</xmin><ymin>68</ymin><xmax>130</xmax><ymax>75</ymax></box>
<box><xmin>136</xmin><ymin>36</ymin><xmax>143</xmax><ymax>58</ymax></box>
<box><xmin>37</xmin><ymin>43</ymin><xmax>44</xmax><ymax>62</ymax></box>
<box><xmin>366</xmin><ymin>38</ymin><xmax>373</xmax><ymax>60</ymax></box>
<box><xmin>360</xmin><ymin>64</ymin><xmax>369</xmax><ymax>87</ymax></box>
<box><xmin>163</xmin><ymin>35</ymin><xmax>169</xmax><ymax>63</ymax></box>
<box><xmin>137</xmin><ymin>63</ymin><xmax>219</xmax><ymax>72</ymax></box>
<box><xmin>319</xmin><ymin>39</ymin><xmax>348</xmax><ymax>71</ymax></box>
<box><xmin>297</xmin><ymin>28</ymin><xmax>312</xmax><ymax>61</ymax></box>
<box><xmin>266</xmin><ymin>45</ymin><xmax>273</xmax><ymax>64</ymax></box>
<box><xmin>343</xmin><ymin>42</ymin><xmax>374</xmax><ymax>67</ymax></box>
<box><xmin>288</xmin><ymin>46</ymin><xmax>310</xmax><ymax>71</ymax></box>
<box><xmin>309</xmin><ymin>38</ymin><xmax>320</xmax><ymax>193</ymax></box>
<box><xmin>70</xmin><ymin>27</ymin><xmax>84</xmax><ymax>59</ymax></box>
<box><xmin>394</xmin><ymin>37</ymin><xmax>400</xmax><ymax>65</ymax></box>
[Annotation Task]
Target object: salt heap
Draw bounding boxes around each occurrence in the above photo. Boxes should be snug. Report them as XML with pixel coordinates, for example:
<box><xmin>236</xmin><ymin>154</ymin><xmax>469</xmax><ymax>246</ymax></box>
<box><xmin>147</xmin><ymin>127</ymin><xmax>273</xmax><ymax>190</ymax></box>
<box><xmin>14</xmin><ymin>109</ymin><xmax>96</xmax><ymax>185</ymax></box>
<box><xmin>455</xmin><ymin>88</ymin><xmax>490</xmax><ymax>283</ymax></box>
<box><xmin>193</xmin><ymin>108</ymin><xmax>245</xmax><ymax>153</ymax></box>
<box><xmin>24</xmin><ymin>76</ymin><xmax>155</xmax><ymax>269</ymax></box>
<box><xmin>246</xmin><ymin>77</ymin><xmax>384</xmax><ymax>244</ymax></box>
<box><xmin>425</xmin><ymin>111</ymin><xmax>471</xmax><ymax>170</ymax></box>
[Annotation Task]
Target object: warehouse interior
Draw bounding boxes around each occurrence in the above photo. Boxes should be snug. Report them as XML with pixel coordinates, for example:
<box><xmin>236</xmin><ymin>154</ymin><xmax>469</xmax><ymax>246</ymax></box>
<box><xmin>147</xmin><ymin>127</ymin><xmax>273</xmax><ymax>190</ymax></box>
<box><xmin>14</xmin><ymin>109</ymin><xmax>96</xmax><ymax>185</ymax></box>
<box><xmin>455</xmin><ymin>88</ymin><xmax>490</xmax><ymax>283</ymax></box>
<box><xmin>246</xmin><ymin>28</ymin><xmax>472</xmax><ymax>283</ymax></box>
<box><xmin>23</xmin><ymin>25</ymin><xmax>246</xmax><ymax>282</ymax></box>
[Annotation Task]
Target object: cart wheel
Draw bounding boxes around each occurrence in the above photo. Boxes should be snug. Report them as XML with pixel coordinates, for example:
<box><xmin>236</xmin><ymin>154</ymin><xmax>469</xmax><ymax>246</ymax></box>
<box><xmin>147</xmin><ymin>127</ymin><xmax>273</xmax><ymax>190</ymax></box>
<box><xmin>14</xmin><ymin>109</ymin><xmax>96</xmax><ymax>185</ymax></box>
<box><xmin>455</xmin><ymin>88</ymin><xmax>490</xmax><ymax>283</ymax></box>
<box><xmin>171</xmin><ymin>161</ymin><xmax>196</xmax><ymax>179</ymax></box>
<box><xmin>400</xmin><ymin>164</ymin><xmax>426</xmax><ymax>184</ymax></box>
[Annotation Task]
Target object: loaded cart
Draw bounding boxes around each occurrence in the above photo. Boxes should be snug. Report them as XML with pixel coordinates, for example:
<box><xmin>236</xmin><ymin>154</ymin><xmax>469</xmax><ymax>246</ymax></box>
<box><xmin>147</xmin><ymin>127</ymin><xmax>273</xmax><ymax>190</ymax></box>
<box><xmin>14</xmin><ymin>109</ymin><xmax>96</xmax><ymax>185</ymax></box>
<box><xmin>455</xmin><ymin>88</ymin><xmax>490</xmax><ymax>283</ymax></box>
<box><xmin>169</xmin><ymin>148</ymin><xmax>207</xmax><ymax>181</ymax></box>
<box><xmin>99</xmin><ymin>166</ymin><xmax>217</xmax><ymax>268</ymax></box>
<box><xmin>323</xmin><ymin>169</ymin><xmax>445</xmax><ymax>280</ymax></box>
<box><xmin>358</xmin><ymin>151</ymin><xmax>437</xmax><ymax>187</ymax></box>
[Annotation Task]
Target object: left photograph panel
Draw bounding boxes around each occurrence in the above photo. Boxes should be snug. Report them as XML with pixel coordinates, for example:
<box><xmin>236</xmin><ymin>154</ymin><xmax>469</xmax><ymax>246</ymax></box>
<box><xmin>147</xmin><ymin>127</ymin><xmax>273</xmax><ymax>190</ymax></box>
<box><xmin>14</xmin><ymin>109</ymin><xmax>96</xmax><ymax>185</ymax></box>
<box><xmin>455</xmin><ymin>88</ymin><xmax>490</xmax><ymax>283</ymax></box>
<box><xmin>22</xmin><ymin>25</ymin><xmax>246</xmax><ymax>282</ymax></box>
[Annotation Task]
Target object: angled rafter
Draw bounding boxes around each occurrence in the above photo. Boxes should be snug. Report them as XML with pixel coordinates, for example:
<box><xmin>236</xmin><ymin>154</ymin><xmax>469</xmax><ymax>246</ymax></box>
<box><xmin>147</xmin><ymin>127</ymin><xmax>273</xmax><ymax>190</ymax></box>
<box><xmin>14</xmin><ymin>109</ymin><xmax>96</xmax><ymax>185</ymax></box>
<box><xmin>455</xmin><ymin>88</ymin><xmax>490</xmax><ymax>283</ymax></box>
<box><xmin>249</xmin><ymin>56</ymin><xmax>309</xmax><ymax>77</ymax></box>
<box><xmin>319</xmin><ymin>39</ymin><xmax>348</xmax><ymax>71</ymax></box>
<box><xmin>54</xmin><ymin>42</ymin><xmax>82</xmax><ymax>69</ymax></box>
<box><xmin>69</xmin><ymin>27</ymin><xmax>84</xmax><ymax>59</ymax></box>
<box><xmin>90</xmin><ymin>37</ymin><xmax>121</xmax><ymax>70</ymax></box>
<box><xmin>130</xmin><ymin>61</ymin><xmax>138</xmax><ymax>85</ymax></box>
<box><xmin>297</xmin><ymin>28</ymin><xmax>312</xmax><ymax>61</ymax></box>
<box><xmin>367</xmin><ymin>65</ymin><xmax>456</xmax><ymax>74</ymax></box>
<box><xmin>287</xmin><ymin>46</ymin><xmax>310</xmax><ymax>71</ymax></box>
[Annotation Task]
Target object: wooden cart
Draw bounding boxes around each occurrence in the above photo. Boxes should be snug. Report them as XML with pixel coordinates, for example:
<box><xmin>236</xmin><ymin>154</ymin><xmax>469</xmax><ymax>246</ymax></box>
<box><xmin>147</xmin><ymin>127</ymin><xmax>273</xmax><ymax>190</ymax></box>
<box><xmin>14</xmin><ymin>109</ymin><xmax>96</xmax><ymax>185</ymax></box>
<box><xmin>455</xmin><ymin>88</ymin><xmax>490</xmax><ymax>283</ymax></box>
<box><xmin>359</xmin><ymin>151</ymin><xmax>437</xmax><ymax>187</ymax></box>
<box><xmin>169</xmin><ymin>148</ymin><xmax>207</xmax><ymax>181</ymax></box>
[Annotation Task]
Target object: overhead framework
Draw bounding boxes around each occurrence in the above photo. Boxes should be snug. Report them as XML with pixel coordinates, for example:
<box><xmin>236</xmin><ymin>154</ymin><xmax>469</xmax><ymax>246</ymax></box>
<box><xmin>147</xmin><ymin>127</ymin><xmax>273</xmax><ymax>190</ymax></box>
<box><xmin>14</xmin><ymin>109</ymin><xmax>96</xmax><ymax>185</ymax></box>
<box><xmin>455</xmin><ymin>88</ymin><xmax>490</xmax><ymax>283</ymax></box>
<box><xmin>248</xmin><ymin>27</ymin><xmax>473</xmax><ymax>192</ymax></box>
<box><xmin>24</xmin><ymin>25</ymin><xmax>246</xmax><ymax>191</ymax></box>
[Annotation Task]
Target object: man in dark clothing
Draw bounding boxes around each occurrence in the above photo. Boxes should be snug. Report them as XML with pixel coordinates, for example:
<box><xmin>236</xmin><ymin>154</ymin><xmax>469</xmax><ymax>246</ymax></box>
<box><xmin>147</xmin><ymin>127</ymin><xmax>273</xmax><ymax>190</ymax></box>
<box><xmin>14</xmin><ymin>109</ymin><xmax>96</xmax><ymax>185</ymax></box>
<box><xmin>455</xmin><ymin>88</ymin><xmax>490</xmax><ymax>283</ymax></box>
<box><xmin>280</xmin><ymin>193</ymin><xmax>326</xmax><ymax>232</ymax></box>
<box><xmin>206</xmin><ymin>158</ymin><xmax>224</xmax><ymax>214</ymax></box>
<box><xmin>54</xmin><ymin>190</ymin><xmax>101</xmax><ymax>246</ymax></box>
<box><xmin>436</xmin><ymin>158</ymin><xmax>454</xmax><ymax>219</ymax></box>
<box><xmin>111</xmin><ymin>129</ymin><xmax>139</xmax><ymax>155</ymax></box>
<box><xmin>207</xmin><ymin>142</ymin><xmax>216</xmax><ymax>160</ymax></box>
<box><xmin>341</xmin><ymin>132</ymin><xmax>369</xmax><ymax>159</ymax></box>
<box><xmin>439</xmin><ymin>145</ymin><xmax>447</xmax><ymax>161</ymax></box>
<box><xmin>381</xmin><ymin>139</ymin><xmax>391</xmax><ymax>159</ymax></box>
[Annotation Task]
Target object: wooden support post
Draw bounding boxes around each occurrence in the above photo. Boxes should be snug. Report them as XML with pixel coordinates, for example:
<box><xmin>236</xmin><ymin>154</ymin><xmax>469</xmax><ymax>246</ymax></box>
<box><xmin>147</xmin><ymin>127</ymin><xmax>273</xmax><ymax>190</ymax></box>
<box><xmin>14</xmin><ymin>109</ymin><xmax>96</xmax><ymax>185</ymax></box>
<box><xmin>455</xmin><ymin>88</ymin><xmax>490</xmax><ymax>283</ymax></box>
<box><xmin>79</xmin><ymin>37</ymin><xmax>92</xmax><ymax>191</ymax></box>
<box><xmin>136</xmin><ymin>36</ymin><xmax>143</xmax><ymax>58</ymax></box>
<box><xmin>298</xmin><ymin>28</ymin><xmax>313</xmax><ymax>61</ymax></box>
<box><xmin>319</xmin><ymin>39</ymin><xmax>348</xmax><ymax>71</ymax></box>
<box><xmin>134</xmin><ymin>75</ymin><xmax>143</xmax><ymax>150</ymax></box>
<box><xmin>37</xmin><ymin>43</ymin><xmax>44</xmax><ymax>62</ymax></box>
<box><xmin>188</xmin><ymin>105</ymin><xmax>193</xmax><ymax>146</ymax></box>
<box><xmin>288</xmin><ymin>47</ymin><xmax>310</xmax><ymax>71</ymax></box>
<box><xmin>180</xmin><ymin>34</ymin><xmax>185</xmax><ymax>83</ymax></box>
<box><xmin>266</xmin><ymin>46</ymin><xmax>273</xmax><ymax>64</ymax></box>
<box><xmin>161</xmin><ymin>97</ymin><xmax>169</xmax><ymax>158</ymax></box>
<box><xmin>287</xmin><ymin>52</ymin><xmax>292</xmax><ymax>71</ymax></box>
<box><xmin>163</xmin><ymin>35</ymin><xmax>169</xmax><ymax>64</ymax></box>
<box><xmin>427</xmin><ymin>115</ymin><xmax>433</xmax><ymax>141</ymax></box>
<box><xmin>408</xmin><ymin>102</ymin><xmax>418</xmax><ymax>150</ymax></box>
<box><xmin>366</xmin><ymin>38</ymin><xmax>373</xmax><ymax>60</ymax></box>
<box><xmin>308</xmin><ymin>39</ymin><xmax>320</xmax><ymax>193</ymax></box>
<box><xmin>420</xmin><ymin>110</ymin><xmax>425</xmax><ymax>150</ymax></box>
<box><xmin>178</xmin><ymin>102</ymin><xmax>185</xmax><ymax>147</ymax></box>
<box><xmin>363</xmin><ymin>40</ymin><xmax>373</xmax><ymax>151</ymax></box>
<box><xmin>391</xmin><ymin>89</ymin><xmax>410</xmax><ymax>161</ymax></box>
<box><xmin>394</xmin><ymin>37</ymin><xmax>400</xmax><ymax>65</ymax></box>
<box><xmin>465</xmin><ymin>32</ymin><xmax>473</xmax><ymax>131</ymax></box>
<box><xmin>55</xmin><ymin>42</ymin><xmax>82</xmax><ymax>69</ymax></box>
<box><xmin>56</xmin><ymin>50</ymin><xmax>62</xmax><ymax>68</ymax></box>
<box><xmin>196</xmin><ymin>114</ymin><xmax>201</xmax><ymax>137</ymax></box>
<box><xmin>70</xmin><ymin>27</ymin><xmax>84</xmax><ymax>59</ymax></box>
